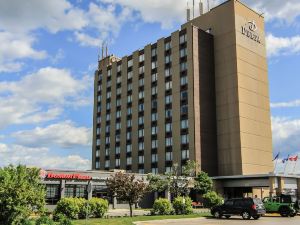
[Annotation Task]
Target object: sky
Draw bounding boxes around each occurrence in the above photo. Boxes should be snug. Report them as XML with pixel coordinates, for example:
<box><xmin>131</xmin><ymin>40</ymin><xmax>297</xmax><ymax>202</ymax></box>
<box><xmin>0</xmin><ymin>0</ymin><xmax>300</xmax><ymax>174</ymax></box>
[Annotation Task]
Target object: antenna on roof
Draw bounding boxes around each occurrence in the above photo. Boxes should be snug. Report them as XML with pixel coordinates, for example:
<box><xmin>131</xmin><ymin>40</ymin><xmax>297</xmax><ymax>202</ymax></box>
<box><xmin>199</xmin><ymin>0</ymin><xmax>203</xmax><ymax>16</ymax></box>
<box><xmin>101</xmin><ymin>41</ymin><xmax>104</xmax><ymax>59</ymax></box>
<box><xmin>186</xmin><ymin>1</ymin><xmax>191</xmax><ymax>21</ymax></box>
<box><xmin>193</xmin><ymin>0</ymin><xmax>195</xmax><ymax>19</ymax></box>
<box><xmin>105</xmin><ymin>43</ymin><xmax>108</xmax><ymax>57</ymax></box>
<box><xmin>207</xmin><ymin>0</ymin><xmax>210</xmax><ymax>12</ymax></box>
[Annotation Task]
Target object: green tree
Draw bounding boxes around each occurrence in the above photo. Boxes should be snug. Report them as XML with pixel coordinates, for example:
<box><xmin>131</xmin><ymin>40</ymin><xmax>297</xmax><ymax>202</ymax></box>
<box><xmin>106</xmin><ymin>171</ymin><xmax>148</xmax><ymax>217</ymax></box>
<box><xmin>147</xmin><ymin>174</ymin><xmax>169</xmax><ymax>193</ymax></box>
<box><xmin>194</xmin><ymin>171</ymin><xmax>213</xmax><ymax>195</ymax></box>
<box><xmin>0</xmin><ymin>165</ymin><xmax>46</xmax><ymax>225</ymax></box>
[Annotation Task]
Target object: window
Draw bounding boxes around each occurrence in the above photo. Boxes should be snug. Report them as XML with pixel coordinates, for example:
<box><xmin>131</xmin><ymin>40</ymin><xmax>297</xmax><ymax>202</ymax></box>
<box><xmin>165</xmin><ymin>81</ymin><xmax>172</xmax><ymax>90</ymax></box>
<box><xmin>127</xmin><ymin>71</ymin><xmax>133</xmax><ymax>79</ymax></box>
<box><xmin>151</xmin><ymin>86</ymin><xmax>157</xmax><ymax>95</ymax></box>
<box><xmin>138</xmin><ymin>116</ymin><xmax>144</xmax><ymax>125</ymax></box>
<box><xmin>127</xmin><ymin>107</ymin><xmax>132</xmax><ymax>115</ymax></box>
<box><xmin>105</xmin><ymin>160</ymin><xmax>110</xmax><ymax>168</ymax></box>
<box><xmin>98</xmin><ymin>85</ymin><xmax>102</xmax><ymax>92</ymax></box>
<box><xmin>152</xmin><ymin>167</ymin><xmax>158</xmax><ymax>174</ymax></box>
<box><xmin>117</xmin><ymin>76</ymin><xmax>122</xmax><ymax>84</ymax></box>
<box><xmin>165</xmin><ymin>123</ymin><xmax>172</xmax><ymax>133</ymax></box>
<box><xmin>138</xmin><ymin>142</ymin><xmax>144</xmax><ymax>151</ymax></box>
<box><xmin>151</xmin><ymin>73</ymin><xmax>157</xmax><ymax>82</ymax></box>
<box><xmin>151</xmin><ymin>100</ymin><xmax>157</xmax><ymax>109</ymax></box>
<box><xmin>115</xmin><ymin>158</ymin><xmax>120</xmax><ymax>167</ymax></box>
<box><xmin>97</xmin><ymin>116</ymin><xmax>101</xmax><ymax>124</ymax></box>
<box><xmin>180</xmin><ymin>48</ymin><xmax>187</xmax><ymax>58</ymax></box>
<box><xmin>127</xmin><ymin>157</ymin><xmax>132</xmax><ymax>165</ymax></box>
<box><xmin>117</xmin><ymin>64</ymin><xmax>122</xmax><ymax>72</ymax></box>
<box><xmin>126</xmin><ymin>144</ymin><xmax>132</xmax><ymax>153</ymax></box>
<box><xmin>139</xmin><ymin>66</ymin><xmax>144</xmax><ymax>74</ymax></box>
<box><xmin>138</xmin><ymin>169</ymin><xmax>145</xmax><ymax>174</ymax></box>
<box><xmin>165</xmin><ymin>95</ymin><xmax>172</xmax><ymax>104</ymax></box>
<box><xmin>181</xmin><ymin>105</ymin><xmax>188</xmax><ymax>114</ymax></box>
<box><xmin>105</xmin><ymin>148</ymin><xmax>110</xmax><ymax>156</ymax></box>
<box><xmin>46</xmin><ymin>185</ymin><xmax>58</xmax><ymax>199</ymax></box>
<box><xmin>98</xmin><ymin>73</ymin><xmax>102</xmax><ymax>81</ymax></box>
<box><xmin>165</xmin><ymin>41</ymin><xmax>171</xmax><ymax>51</ymax></box>
<box><xmin>116</xmin><ymin>110</ymin><xmax>121</xmax><ymax>118</ymax></box>
<box><xmin>127</xmin><ymin>119</ymin><xmax>132</xmax><ymax>128</ymax></box>
<box><xmin>181</xmin><ymin>149</ymin><xmax>189</xmax><ymax>160</ymax></box>
<box><xmin>106</xmin><ymin>113</ymin><xmax>111</xmax><ymax>121</ymax></box>
<box><xmin>180</xmin><ymin>62</ymin><xmax>187</xmax><ymax>71</ymax></box>
<box><xmin>126</xmin><ymin>131</ymin><xmax>131</xmax><ymax>140</ymax></box>
<box><xmin>165</xmin><ymin>109</ymin><xmax>172</xmax><ymax>119</ymax></box>
<box><xmin>95</xmin><ymin>161</ymin><xmax>100</xmax><ymax>169</ymax></box>
<box><xmin>181</xmin><ymin>119</ymin><xmax>189</xmax><ymax>129</ymax></box>
<box><xmin>96</xmin><ymin>128</ymin><xmax>100</xmax><ymax>135</ymax></box>
<box><xmin>138</xmin><ymin>155</ymin><xmax>144</xmax><ymax>164</ymax></box>
<box><xmin>181</xmin><ymin>134</ymin><xmax>189</xmax><ymax>144</ymax></box>
<box><xmin>127</xmin><ymin>95</ymin><xmax>132</xmax><ymax>103</ymax></box>
<box><xmin>165</xmin><ymin>167</ymin><xmax>172</xmax><ymax>173</ymax></box>
<box><xmin>127</xmin><ymin>83</ymin><xmax>132</xmax><ymax>91</ymax></box>
<box><xmin>116</xmin><ymin>122</ymin><xmax>121</xmax><ymax>130</ymax></box>
<box><xmin>138</xmin><ymin>129</ymin><xmax>144</xmax><ymax>138</ymax></box>
<box><xmin>151</xmin><ymin>113</ymin><xmax>158</xmax><ymax>122</ymax></box>
<box><xmin>151</xmin><ymin>126</ymin><xmax>158</xmax><ymax>135</ymax></box>
<box><xmin>139</xmin><ymin>78</ymin><xmax>144</xmax><ymax>87</ymax></box>
<box><xmin>181</xmin><ymin>91</ymin><xmax>188</xmax><ymax>101</ymax></box>
<box><xmin>106</xmin><ymin>102</ymin><xmax>111</xmax><ymax>110</ymax></box>
<box><xmin>165</xmin><ymin>68</ymin><xmax>171</xmax><ymax>77</ymax></box>
<box><xmin>152</xmin><ymin>139</ymin><xmax>158</xmax><ymax>149</ymax></box>
<box><xmin>97</xmin><ymin>106</ymin><xmax>101</xmax><ymax>113</ymax></box>
<box><xmin>105</xmin><ymin>125</ymin><xmax>110</xmax><ymax>133</ymax></box>
<box><xmin>180</xmin><ymin>33</ymin><xmax>187</xmax><ymax>44</ymax></box>
<box><xmin>151</xmin><ymin>48</ymin><xmax>157</xmax><ymax>57</ymax></box>
<box><xmin>97</xmin><ymin>95</ymin><xmax>102</xmax><ymax>102</ymax></box>
<box><xmin>115</xmin><ymin>146</ymin><xmax>120</xmax><ymax>154</ymax></box>
<box><xmin>107</xmin><ymin>69</ymin><xmax>112</xmax><ymax>77</ymax></box>
<box><xmin>165</xmin><ymin>55</ymin><xmax>171</xmax><ymax>64</ymax></box>
<box><xmin>180</xmin><ymin>76</ymin><xmax>188</xmax><ymax>85</ymax></box>
<box><xmin>96</xmin><ymin>138</ymin><xmax>100</xmax><ymax>146</ymax></box>
<box><xmin>105</xmin><ymin>137</ymin><xmax>110</xmax><ymax>145</ymax></box>
<box><xmin>139</xmin><ymin>54</ymin><xmax>144</xmax><ymax>62</ymax></box>
<box><xmin>151</xmin><ymin>61</ymin><xmax>157</xmax><ymax>69</ymax></box>
<box><xmin>106</xmin><ymin>91</ymin><xmax>111</xmax><ymax>99</ymax></box>
<box><xmin>127</xmin><ymin>59</ymin><xmax>133</xmax><ymax>67</ymax></box>
<box><xmin>116</xmin><ymin>99</ymin><xmax>121</xmax><ymax>107</ymax></box>
<box><xmin>152</xmin><ymin>154</ymin><xmax>158</xmax><ymax>163</ymax></box>
<box><xmin>138</xmin><ymin>91</ymin><xmax>144</xmax><ymax>99</ymax></box>
<box><xmin>116</xmin><ymin>87</ymin><xmax>122</xmax><ymax>95</ymax></box>
<box><xmin>107</xmin><ymin>80</ymin><xmax>111</xmax><ymax>88</ymax></box>
<box><xmin>138</xmin><ymin>103</ymin><xmax>144</xmax><ymax>112</ymax></box>
<box><xmin>165</xmin><ymin>137</ymin><xmax>173</xmax><ymax>147</ymax></box>
<box><xmin>166</xmin><ymin>151</ymin><xmax>173</xmax><ymax>161</ymax></box>
<box><xmin>96</xmin><ymin>150</ymin><xmax>100</xmax><ymax>157</ymax></box>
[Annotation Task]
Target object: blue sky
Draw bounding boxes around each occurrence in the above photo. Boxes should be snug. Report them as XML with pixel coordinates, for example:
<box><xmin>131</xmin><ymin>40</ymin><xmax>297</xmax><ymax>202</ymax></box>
<box><xmin>0</xmin><ymin>0</ymin><xmax>300</xmax><ymax>174</ymax></box>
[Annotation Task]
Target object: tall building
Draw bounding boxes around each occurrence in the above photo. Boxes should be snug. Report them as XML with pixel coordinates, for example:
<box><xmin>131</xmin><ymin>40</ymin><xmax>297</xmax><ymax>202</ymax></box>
<box><xmin>92</xmin><ymin>0</ymin><xmax>273</xmax><ymax>176</ymax></box>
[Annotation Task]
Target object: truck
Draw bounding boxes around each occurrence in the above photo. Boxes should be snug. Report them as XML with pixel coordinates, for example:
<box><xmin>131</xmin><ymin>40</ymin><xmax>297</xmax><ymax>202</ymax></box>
<box><xmin>263</xmin><ymin>194</ymin><xmax>297</xmax><ymax>217</ymax></box>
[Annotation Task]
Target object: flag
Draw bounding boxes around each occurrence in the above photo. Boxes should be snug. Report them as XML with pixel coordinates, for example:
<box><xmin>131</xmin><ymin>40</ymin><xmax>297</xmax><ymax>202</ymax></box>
<box><xmin>282</xmin><ymin>155</ymin><xmax>289</xmax><ymax>163</ymax></box>
<box><xmin>288</xmin><ymin>155</ymin><xmax>298</xmax><ymax>161</ymax></box>
<box><xmin>273</xmin><ymin>152</ymin><xmax>280</xmax><ymax>161</ymax></box>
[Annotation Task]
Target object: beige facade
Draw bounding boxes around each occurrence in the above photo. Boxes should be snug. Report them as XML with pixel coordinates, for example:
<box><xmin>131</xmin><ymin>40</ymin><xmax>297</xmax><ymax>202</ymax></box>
<box><xmin>92</xmin><ymin>0</ymin><xmax>273</xmax><ymax>176</ymax></box>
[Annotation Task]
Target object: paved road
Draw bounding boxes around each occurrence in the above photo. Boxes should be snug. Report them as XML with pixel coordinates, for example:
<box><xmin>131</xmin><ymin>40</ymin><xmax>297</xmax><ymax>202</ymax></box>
<box><xmin>134</xmin><ymin>215</ymin><xmax>300</xmax><ymax>225</ymax></box>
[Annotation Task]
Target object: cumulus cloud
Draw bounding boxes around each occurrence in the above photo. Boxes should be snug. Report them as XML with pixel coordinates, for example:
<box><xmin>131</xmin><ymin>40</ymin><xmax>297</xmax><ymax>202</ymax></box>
<box><xmin>271</xmin><ymin>99</ymin><xmax>300</xmax><ymax>108</ymax></box>
<box><xmin>0</xmin><ymin>67</ymin><xmax>91</xmax><ymax>128</ymax></box>
<box><xmin>12</xmin><ymin>121</ymin><xmax>91</xmax><ymax>148</ymax></box>
<box><xmin>0</xmin><ymin>143</ymin><xmax>90</xmax><ymax>170</ymax></box>
<box><xmin>266</xmin><ymin>34</ymin><xmax>300</xmax><ymax>57</ymax></box>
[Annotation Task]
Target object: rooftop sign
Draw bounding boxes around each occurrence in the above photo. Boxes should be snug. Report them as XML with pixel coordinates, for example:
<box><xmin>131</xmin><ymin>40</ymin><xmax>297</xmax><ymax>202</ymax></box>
<box><xmin>241</xmin><ymin>20</ymin><xmax>261</xmax><ymax>44</ymax></box>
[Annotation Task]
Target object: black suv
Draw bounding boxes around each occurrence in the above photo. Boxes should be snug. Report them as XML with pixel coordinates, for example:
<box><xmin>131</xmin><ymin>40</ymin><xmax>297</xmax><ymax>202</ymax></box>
<box><xmin>211</xmin><ymin>198</ymin><xmax>266</xmax><ymax>220</ymax></box>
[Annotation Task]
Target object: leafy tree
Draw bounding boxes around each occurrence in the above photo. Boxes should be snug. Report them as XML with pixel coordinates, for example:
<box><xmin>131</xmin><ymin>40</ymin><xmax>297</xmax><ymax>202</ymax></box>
<box><xmin>147</xmin><ymin>174</ymin><xmax>169</xmax><ymax>193</ymax></box>
<box><xmin>194</xmin><ymin>171</ymin><xmax>213</xmax><ymax>195</ymax></box>
<box><xmin>0</xmin><ymin>165</ymin><xmax>45</xmax><ymax>225</ymax></box>
<box><xmin>203</xmin><ymin>191</ymin><xmax>223</xmax><ymax>208</ymax></box>
<box><xmin>106</xmin><ymin>171</ymin><xmax>148</xmax><ymax>217</ymax></box>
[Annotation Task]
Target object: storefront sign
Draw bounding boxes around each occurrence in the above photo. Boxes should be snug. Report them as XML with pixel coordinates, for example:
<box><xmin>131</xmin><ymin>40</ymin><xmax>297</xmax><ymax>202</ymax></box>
<box><xmin>241</xmin><ymin>20</ymin><xmax>261</xmax><ymax>44</ymax></box>
<box><xmin>46</xmin><ymin>172</ymin><xmax>92</xmax><ymax>180</ymax></box>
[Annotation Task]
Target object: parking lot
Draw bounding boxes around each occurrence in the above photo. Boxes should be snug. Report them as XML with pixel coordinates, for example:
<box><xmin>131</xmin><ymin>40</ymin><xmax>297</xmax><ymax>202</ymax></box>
<box><xmin>134</xmin><ymin>215</ymin><xmax>300</xmax><ymax>225</ymax></box>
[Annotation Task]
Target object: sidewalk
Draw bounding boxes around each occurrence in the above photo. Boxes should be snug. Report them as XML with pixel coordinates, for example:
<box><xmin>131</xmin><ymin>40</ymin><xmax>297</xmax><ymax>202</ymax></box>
<box><xmin>107</xmin><ymin>208</ymin><xmax>150</xmax><ymax>217</ymax></box>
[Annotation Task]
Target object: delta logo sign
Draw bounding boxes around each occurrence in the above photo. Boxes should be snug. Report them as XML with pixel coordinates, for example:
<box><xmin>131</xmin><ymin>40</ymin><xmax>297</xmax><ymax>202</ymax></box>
<box><xmin>241</xmin><ymin>20</ymin><xmax>261</xmax><ymax>44</ymax></box>
<box><xmin>39</xmin><ymin>170</ymin><xmax>92</xmax><ymax>180</ymax></box>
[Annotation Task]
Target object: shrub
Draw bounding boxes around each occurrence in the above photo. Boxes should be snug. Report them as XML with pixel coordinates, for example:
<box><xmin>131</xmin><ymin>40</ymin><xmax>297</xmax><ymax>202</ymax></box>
<box><xmin>20</xmin><ymin>218</ymin><xmax>34</xmax><ymax>225</ymax></box>
<box><xmin>58</xmin><ymin>216</ymin><xmax>74</xmax><ymax>225</ymax></box>
<box><xmin>172</xmin><ymin>196</ymin><xmax>193</xmax><ymax>215</ymax></box>
<box><xmin>53</xmin><ymin>198</ymin><xmax>80</xmax><ymax>220</ymax></box>
<box><xmin>203</xmin><ymin>191</ymin><xmax>223</xmax><ymax>208</ymax></box>
<box><xmin>76</xmin><ymin>198</ymin><xmax>90</xmax><ymax>219</ymax></box>
<box><xmin>35</xmin><ymin>215</ymin><xmax>54</xmax><ymax>225</ymax></box>
<box><xmin>151</xmin><ymin>198</ymin><xmax>174</xmax><ymax>215</ymax></box>
<box><xmin>89</xmin><ymin>198</ymin><xmax>109</xmax><ymax>218</ymax></box>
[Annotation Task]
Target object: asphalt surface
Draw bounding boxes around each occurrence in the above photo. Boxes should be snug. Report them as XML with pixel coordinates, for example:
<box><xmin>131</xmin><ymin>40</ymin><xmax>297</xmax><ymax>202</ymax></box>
<box><xmin>134</xmin><ymin>215</ymin><xmax>300</xmax><ymax>225</ymax></box>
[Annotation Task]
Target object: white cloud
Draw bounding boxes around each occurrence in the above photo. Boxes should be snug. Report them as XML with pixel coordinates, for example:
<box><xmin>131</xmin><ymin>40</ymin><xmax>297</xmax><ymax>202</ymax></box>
<box><xmin>12</xmin><ymin>121</ymin><xmax>91</xmax><ymax>148</ymax></box>
<box><xmin>266</xmin><ymin>34</ymin><xmax>300</xmax><ymax>57</ymax></box>
<box><xmin>0</xmin><ymin>143</ymin><xmax>90</xmax><ymax>170</ymax></box>
<box><xmin>271</xmin><ymin>99</ymin><xmax>300</xmax><ymax>108</ymax></box>
<box><xmin>0</xmin><ymin>67</ymin><xmax>91</xmax><ymax>128</ymax></box>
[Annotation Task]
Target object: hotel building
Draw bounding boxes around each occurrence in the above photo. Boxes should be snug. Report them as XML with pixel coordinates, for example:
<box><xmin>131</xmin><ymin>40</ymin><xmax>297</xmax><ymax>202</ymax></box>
<box><xmin>92</xmin><ymin>0</ymin><xmax>273</xmax><ymax>177</ymax></box>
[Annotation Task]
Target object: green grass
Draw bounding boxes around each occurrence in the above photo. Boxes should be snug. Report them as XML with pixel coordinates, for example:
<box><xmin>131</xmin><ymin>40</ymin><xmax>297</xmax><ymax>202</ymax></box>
<box><xmin>73</xmin><ymin>213</ymin><xmax>210</xmax><ymax>225</ymax></box>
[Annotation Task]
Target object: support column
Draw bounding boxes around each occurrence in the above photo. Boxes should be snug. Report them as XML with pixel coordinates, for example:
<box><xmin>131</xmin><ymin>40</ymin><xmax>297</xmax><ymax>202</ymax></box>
<box><xmin>297</xmin><ymin>178</ymin><xmax>300</xmax><ymax>199</ymax></box>
<box><xmin>60</xmin><ymin>180</ymin><xmax>65</xmax><ymax>199</ymax></box>
<box><xmin>276</xmin><ymin>177</ymin><xmax>284</xmax><ymax>195</ymax></box>
<box><xmin>87</xmin><ymin>181</ymin><xmax>93</xmax><ymax>200</ymax></box>
<box><xmin>269</xmin><ymin>176</ymin><xmax>276</xmax><ymax>197</ymax></box>
<box><xmin>165</xmin><ymin>189</ymin><xmax>171</xmax><ymax>201</ymax></box>
<box><xmin>113</xmin><ymin>196</ymin><xmax>117</xmax><ymax>209</ymax></box>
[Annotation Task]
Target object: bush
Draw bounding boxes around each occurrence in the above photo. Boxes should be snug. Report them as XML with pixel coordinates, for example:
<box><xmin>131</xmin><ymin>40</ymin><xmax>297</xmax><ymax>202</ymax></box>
<box><xmin>76</xmin><ymin>198</ymin><xmax>90</xmax><ymax>219</ymax></box>
<box><xmin>203</xmin><ymin>191</ymin><xmax>223</xmax><ymax>208</ymax></box>
<box><xmin>20</xmin><ymin>218</ymin><xmax>34</xmax><ymax>225</ymax></box>
<box><xmin>58</xmin><ymin>216</ymin><xmax>74</xmax><ymax>225</ymax></box>
<box><xmin>53</xmin><ymin>198</ymin><xmax>81</xmax><ymax>220</ymax></box>
<box><xmin>172</xmin><ymin>196</ymin><xmax>193</xmax><ymax>215</ymax></box>
<box><xmin>35</xmin><ymin>215</ymin><xmax>54</xmax><ymax>225</ymax></box>
<box><xmin>89</xmin><ymin>198</ymin><xmax>109</xmax><ymax>218</ymax></box>
<box><xmin>151</xmin><ymin>198</ymin><xmax>174</xmax><ymax>215</ymax></box>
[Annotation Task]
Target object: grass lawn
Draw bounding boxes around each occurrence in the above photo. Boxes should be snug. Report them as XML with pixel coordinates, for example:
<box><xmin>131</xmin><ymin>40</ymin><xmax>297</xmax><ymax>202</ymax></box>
<box><xmin>73</xmin><ymin>213</ymin><xmax>210</xmax><ymax>225</ymax></box>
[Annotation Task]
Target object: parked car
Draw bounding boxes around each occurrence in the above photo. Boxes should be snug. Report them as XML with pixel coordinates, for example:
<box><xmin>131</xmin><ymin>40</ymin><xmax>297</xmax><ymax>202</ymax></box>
<box><xmin>211</xmin><ymin>198</ymin><xmax>266</xmax><ymax>220</ymax></box>
<box><xmin>263</xmin><ymin>194</ymin><xmax>297</xmax><ymax>217</ymax></box>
